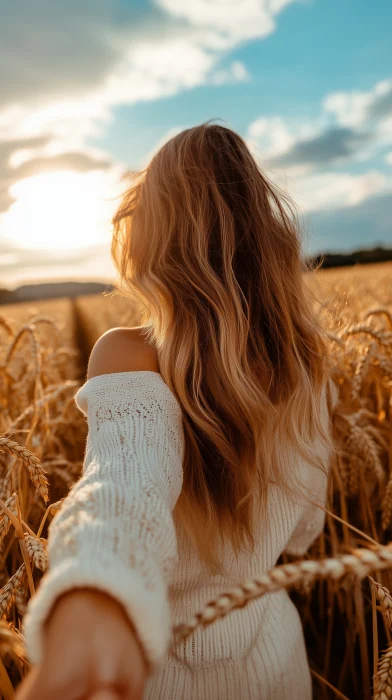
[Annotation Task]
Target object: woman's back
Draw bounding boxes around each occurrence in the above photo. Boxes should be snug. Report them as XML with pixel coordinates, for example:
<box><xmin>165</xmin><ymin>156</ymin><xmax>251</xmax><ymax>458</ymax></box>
<box><xmin>22</xmin><ymin>357</ymin><xmax>333</xmax><ymax>699</ymax></box>
<box><xmin>19</xmin><ymin>123</ymin><xmax>335</xmax><ymax>700</ymax></box>
<box><xmin>145</xmin><ymin>376</ymin><xmax>332</xmax><ymax>699</ymax></box>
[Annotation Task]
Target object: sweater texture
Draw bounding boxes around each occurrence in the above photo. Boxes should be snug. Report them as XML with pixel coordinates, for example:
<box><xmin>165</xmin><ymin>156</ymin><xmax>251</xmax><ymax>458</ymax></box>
<box><xmin>23</xmin><ymin>370</ymin><xmax>334</xmax><ymax>699</ymax></box>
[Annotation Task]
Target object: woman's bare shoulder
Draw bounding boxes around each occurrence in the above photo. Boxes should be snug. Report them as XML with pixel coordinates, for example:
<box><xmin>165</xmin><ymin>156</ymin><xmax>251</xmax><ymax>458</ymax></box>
<box><xmin>86</xmin><ymin>327</ymin><xmax>160</xmax><ymax>380</ymax></box>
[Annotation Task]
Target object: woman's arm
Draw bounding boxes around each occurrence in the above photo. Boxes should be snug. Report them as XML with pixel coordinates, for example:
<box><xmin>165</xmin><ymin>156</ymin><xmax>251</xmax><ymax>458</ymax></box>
<box><xmin>17</xmin><ymin>588</ymin><xmax>148</xmax><ymax>700</ymax></box>
<box><xmin>17</xmin><ymin>329</ymin><xmax>185</xmax><ymax>699</ymax></box>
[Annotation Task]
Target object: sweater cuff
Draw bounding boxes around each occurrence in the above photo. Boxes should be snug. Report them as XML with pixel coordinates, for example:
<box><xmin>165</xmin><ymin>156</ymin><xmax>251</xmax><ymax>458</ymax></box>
<box><xmin>23</xmin><ymin>558</ymin><xmax>171</xmax><ymax>672</ymax></box>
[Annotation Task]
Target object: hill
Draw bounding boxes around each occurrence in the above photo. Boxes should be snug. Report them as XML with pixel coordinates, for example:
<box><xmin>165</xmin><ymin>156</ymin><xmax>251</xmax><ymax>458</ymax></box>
<box><xmin>0</xmin><ymin>245</ymin><xmax>391</xmax><ymax>306</ymax></box>
<box><xmin>0</xmin><ymin>281</ymin><xmax>114</xmax><ymax>306</ymax></box>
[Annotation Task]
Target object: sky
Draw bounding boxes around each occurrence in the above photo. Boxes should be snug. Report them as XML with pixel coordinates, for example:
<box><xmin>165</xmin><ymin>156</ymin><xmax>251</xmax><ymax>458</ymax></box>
<box><xmin>1</xmin><ymin>0</ymin><xmax>391</xmax><ymax>289</ymax></box>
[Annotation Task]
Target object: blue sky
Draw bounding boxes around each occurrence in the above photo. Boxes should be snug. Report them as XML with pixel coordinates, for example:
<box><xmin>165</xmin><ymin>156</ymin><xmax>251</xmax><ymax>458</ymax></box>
<box><xmin>0</xmin><ymin>0</ymin><xmax>391</xmax><ymax>287</ymax></box>
<box><xmin>99</xmin><ymin>0</ymin><xmax>392</xmax><ymax>165</ymax></box>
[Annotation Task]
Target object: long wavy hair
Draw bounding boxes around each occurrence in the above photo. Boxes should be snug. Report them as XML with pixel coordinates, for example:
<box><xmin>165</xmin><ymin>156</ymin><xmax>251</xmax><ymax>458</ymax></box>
<box><xmin>111</xmin><ymin>122</ymin><xmax>334</xmax><ymax>571</ymax></box>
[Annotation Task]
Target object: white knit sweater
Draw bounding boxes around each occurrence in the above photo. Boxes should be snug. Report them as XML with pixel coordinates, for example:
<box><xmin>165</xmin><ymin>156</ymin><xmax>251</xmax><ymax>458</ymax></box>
<box><xmin>23</xmin><ymin>370</ymin><xmax>334</xmax><ymax>699</ymax></box>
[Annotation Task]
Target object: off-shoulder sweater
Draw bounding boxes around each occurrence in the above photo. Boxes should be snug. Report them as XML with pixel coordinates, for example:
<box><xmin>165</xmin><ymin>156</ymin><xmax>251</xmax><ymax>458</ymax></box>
<box><xmin>23</xmin><ymin>371</ymin><xmax>334</xmax><ymax>700</ymax></box>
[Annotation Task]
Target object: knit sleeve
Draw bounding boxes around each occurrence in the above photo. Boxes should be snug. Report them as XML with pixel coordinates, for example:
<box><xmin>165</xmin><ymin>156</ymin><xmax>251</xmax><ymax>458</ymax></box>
<box><xmin>284</xmin><ymin>379</ymin><xmax>338</xmax><ymax>557</ymax></box>
<box><xmin>284</xmin><ymin>464</ymin><xmax>329</xmax><ymax>557</ymax></box>
<box><xmin>22</xmin><ymin>370</ymin><xmax>185</xmax><ymax>672</ymax></box>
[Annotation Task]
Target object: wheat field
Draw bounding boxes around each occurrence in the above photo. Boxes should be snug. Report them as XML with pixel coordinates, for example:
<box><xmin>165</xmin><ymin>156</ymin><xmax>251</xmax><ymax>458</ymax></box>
<box><xmin>0</xmin><ymin>262</ymin><xmax>391</xmax><ymax>699</ymax></box>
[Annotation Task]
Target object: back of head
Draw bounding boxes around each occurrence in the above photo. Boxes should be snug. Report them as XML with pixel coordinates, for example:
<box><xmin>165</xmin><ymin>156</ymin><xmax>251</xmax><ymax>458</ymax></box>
<box><xmin>112</xmin><ymin>122</ymin><xmax>332</xmax><ymax>571</ymax></box>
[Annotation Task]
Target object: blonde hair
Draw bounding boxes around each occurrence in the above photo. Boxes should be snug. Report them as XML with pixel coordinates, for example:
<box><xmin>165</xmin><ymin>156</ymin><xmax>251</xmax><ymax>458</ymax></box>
<box><xmin>111</xmin><ymin>122</ymin><xmax>333</xmax><ymax>571</ymax></box>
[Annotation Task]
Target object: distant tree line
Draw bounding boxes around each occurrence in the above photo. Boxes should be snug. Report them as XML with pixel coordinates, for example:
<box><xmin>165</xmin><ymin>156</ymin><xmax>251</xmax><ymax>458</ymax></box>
<box><xmin>0</xmin><ymin>246</ymin><xmax>391</xmax><ymax>306</ymax></box>
<box><xmin>308</xmin><ymin>245</ymin><xmax>392</xmax><ymax>269</ymax></box>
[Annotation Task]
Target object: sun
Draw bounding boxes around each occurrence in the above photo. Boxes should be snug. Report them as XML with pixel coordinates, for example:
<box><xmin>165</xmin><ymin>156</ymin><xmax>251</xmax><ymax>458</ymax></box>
<box><xmin>3</xmin><ymin>170</ymin><xmax>115</xmax><ymax>251</ymax></box>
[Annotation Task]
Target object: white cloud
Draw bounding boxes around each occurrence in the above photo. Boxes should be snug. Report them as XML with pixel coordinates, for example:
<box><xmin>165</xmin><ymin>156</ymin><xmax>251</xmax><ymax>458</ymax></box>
<box><xmin>248</xmin><ymin>117</ymin><xmax>295</xmax><ymax>158</ymax></box>
<box><xmin>292</xmin><ymin>170</ymin><xmax>389</xmax><ymax>212</ymax></box>
<box><xmin>247</xmin><ymin>116</ymin><xmax>318</xmax><ymax>160</ymax></box>
<box><xmin>249</xmin><ymin>77</ymin><xmax>392</xmax><ymax>173</ymax></box>
<box><xmin>378</xmin><ymin>116</ymin><xmax>392</xmax><ymax>145</ymax></box>
<box><xmin>0</xmin><ymin>0</ymin><xmax>300</xmax><ymax>240</ymax></box>
<box><xmin>154</xmin><ymin>0</ymin><xmax>293</xmax><ymax>42</ymax></box>
<box><xmin>3</xmin><ymin>0</ymin><xmax>390</xmax><ymax>285</ymax></box>
<box><xmin>247</xmin><ymin>73</ymin><xmax>392</xmax><ymax>211</ymax></box>
<box><xmin>145</xmin><ymin>117</ymin><xmax>392</xmax><ymax>219</ymax></box>
<box><xmin>323</xmin><ymin>79</ymin><xmax>392</xmax><ymax>128</ymax></box>
<box><xmin>248</xmin><ymin>116</ymin><xmax>372</xmax><ymax>169</ymax></box>
<box><xmin>0</xmin><ymin>1</ymin><xmax>142</xmax><ymax>111</ymax></box>
<box><xmin>0</xmin><ymin>98</ymin><xmax>112</xmax><ymax>147</ymax></box>
<box><xmin>323</xmin><ymin>91</ymin><xmax>371</xmax><ymax>129</ymax></box>
<box><xmin>0</xmin><ymin>244</ymin><xmax>117</xmax><ymax>290</ymax></box>
<box><xmin>246</xmin><ymin>75</ymin><xmax>392</xmax><ymax>214</ymax></box>
<box><xmin>2</xmin><ymin>2</ymin><xmax>304</xmax><ymax>146</ymax></box>
<box><xmin>210</xmin><ymin>60</ymin><xmax>250</xmax><ymax>85</ymax></box>
<box><xmin>1</xmin><ymin>0</ymin><xmax>299</xmax><ymax>149</ymax></box>
<box><xmin>1</xmin><ymin>0</ymin><xmax>304</xmax><ymax>287</ymax></box>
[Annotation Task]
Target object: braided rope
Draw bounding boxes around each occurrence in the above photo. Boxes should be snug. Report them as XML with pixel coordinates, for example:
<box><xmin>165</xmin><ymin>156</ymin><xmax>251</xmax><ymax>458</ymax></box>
<box><xmin>171</xmin><ymin>544</ymin><xmax>392</xmax><ymax>648</ymax></box>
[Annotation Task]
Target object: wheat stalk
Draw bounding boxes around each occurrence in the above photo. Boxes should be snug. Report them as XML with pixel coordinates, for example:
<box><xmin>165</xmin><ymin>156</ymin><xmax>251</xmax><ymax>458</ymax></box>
<box><xmin>5</xmin><ymin>325</ymin><xmax>40</xmax><ymax>371</ymax></box>
<box><xmin>0</xmin><ymin>317</ymin><xmax>14</xmax><ymax>337</ymax></box>
<box><xmin>0</xmin><ymin>621</ymin><xmax>27</xmax><ymax>663</ymax></box>
<box><xmin>0</xmin><ymin>437</ymin><xmax>49</xmax><ymax>503</ymax></box>
<box><xmin>370</xmin><ymin>577</ymin><xmax>392</xmax><ymax>632</ymax></box>
<box><xmin>382</xmin><ymin>481</ymin><xmax>392</xmax><ymax>531</ymax></box>
<box><xmin>352</xmin><ymin>350</ymin><xmax>371</xmax><ymax>399</ymax></box>
<box><xmin>0</xmin><ymin>657</ymin><xmax>14</xmax><ymax>700</ymax></box>
<box><xmin>0</xmin><ymin>565</ymin><xmax>26</xmax><ymax>618</ymax></box>
<box><xmin>14</xmin><ymin>575</ymin><xmax>27</xmax><ymax>617</ymax></box>
<box><xmin>172</xmin><ymin>545</ymin><xmax>392</xmax><ymax>647</ymax></box>
<box><xmin>0</xmin><ymin>495</ymin><xmax>18</xmax><ymax>541</ymax></box>
<box><xmin>9</xmin><ymin>380</ymin><xmax>80</xmax><ymax>429</ymax></box>
<box><xmin>374</xmin><ymin>644</ymin><xmax>392</xmax><ymax>699</ymax></box>
<box><xmin>344</xmin><ymin>422</ymin><xmax>385</xmax><ymax>482</ymax></box>
<box><xmin>0</xmin><ymin>270</ymin><xmax>390</xmax><ymax>698</ymax></box>
<box><xmin>0</xmin><ymin>498</ymin><xmax>35</xmax><ymax>540</ymax></box>
<box><xmin>364</xmin><ymin>308</ymin><xmax>392</xmax><ymax>330</ymax></box>
<box><xmin>24</xmin><ymin>535</ymin><xmax>47</xmax><ymax>572</ymax></box>
<box><xmin>375</xmin><ymin>356</ymin><xmax>392</xmax><ymax>379</ymax></box>
<box><xmin>25</xmin><ymin>316</ymin><xmax>59</xmax><ymax>334</ymax></box>
<box><xmin>36</xmin><ymin>499</ymin><xmax>64</xmax><ymax>538</ymax></box>
<box><xmin>49</xmin><ymin>499</ymin><xmax>64</xmax><ymax>516</ymax></box>
<box><xmin>342</xmin><ymin>326</ymin><xmax>392</xmax><ymax>347</ymax></box>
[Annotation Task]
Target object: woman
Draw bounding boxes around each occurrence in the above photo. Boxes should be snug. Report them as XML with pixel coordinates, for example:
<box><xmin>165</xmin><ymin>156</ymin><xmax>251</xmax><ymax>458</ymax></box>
<box><xmin>17</xmin><ymin>123</ymin><xmax>336</xmax><ymax>700</ymax></box>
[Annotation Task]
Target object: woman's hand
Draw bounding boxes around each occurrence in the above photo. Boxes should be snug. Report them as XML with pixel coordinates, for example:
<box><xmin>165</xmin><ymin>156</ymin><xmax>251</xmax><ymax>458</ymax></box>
<box><xmin>16</xmin><ymin>588</ymin><xmax>149</xmax><ymax>700</ymax></box>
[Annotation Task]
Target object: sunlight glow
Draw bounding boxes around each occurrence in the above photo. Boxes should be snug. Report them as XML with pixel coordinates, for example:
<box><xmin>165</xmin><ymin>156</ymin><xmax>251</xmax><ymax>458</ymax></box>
<box><xmin>2</xmin><ymin>170</ymin><xmax>116</xmax><ymax>251</ymax></box>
